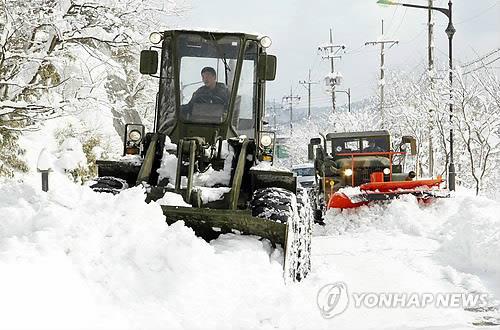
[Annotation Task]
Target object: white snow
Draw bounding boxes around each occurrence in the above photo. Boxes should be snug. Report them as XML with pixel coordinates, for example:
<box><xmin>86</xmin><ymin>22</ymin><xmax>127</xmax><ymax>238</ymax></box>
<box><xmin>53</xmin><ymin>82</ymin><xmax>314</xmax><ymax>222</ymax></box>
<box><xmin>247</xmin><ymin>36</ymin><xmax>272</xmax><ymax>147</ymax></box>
<box><xmin>0</xmin><ymin>173</ymin><xmax>498</xmax><ymax>329</ymax></box>
<box><xmin>197</xmin><ymin>187</ymin><xmax>231</xmax><ymax>204</ymax></box>
<box><xmin>250</xmin><ymin>161</ymin><xmax>291</xmax><ymax>173</ymax></box>
<box><xmin>157</xmin><ymin>152</ymin><xmax>178</xmax><ymax>184</ymax></box>
<box><xmin>36</xmin><ymin>148</ymin><xmax>55</xmax><ymax>171</ymax></box>
<box><xmin>164</xmin><ymin>135</ymin><xmax>177</xmax><ymax>151</ymax></box>
<box><xmin>119</xmin><ymin>154</ymin><xmax>143</xmax><ymax>166</ymax></box>
<box><xmin>55</xmin><ymin>137</ymin><xmax>87</xmax><ymax>171</ymax></box>
<box><xmin>155</xmin><ymin>191</ymin><xmax>192</xmax><ymax>207</ymax></box>
<box><xmin>157</xmin><ymin>140</ymin><xmax>235</xmax><ymax>188</ymax></box>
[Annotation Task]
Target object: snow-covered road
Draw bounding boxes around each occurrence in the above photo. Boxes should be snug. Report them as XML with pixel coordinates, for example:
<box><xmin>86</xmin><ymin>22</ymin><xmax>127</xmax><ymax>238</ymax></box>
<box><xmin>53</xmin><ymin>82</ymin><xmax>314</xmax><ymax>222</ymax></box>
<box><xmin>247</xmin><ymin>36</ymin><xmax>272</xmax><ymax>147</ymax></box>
<box><xmin>0</xmin><ymin>173</ymin><xmax>499</xmax><ymax>329</ymax></box>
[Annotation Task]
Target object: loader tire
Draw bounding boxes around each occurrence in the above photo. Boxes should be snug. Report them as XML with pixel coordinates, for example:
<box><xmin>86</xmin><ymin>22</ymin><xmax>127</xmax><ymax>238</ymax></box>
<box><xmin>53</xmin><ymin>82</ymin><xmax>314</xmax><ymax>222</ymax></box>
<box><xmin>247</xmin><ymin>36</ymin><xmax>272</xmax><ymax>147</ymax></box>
<box><xmin>90</xmin><ymin>176</ymin><xmax>129</xmax><ymax>194</ymax></box>
<box><xmin>250</xmin><ymin>187</ymin><xmax>312</xmax><ymax>282</ymax></box>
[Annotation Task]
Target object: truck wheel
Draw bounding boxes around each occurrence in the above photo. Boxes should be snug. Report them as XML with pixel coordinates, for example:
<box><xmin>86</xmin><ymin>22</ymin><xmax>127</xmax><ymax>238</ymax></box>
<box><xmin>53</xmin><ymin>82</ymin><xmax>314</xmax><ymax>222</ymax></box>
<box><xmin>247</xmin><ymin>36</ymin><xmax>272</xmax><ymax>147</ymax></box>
<box><xmin>250</xmin><ymin>187</ymin><xmax>312</xmax><ymax>281</ymax></box>
<box><xmin>307</xmin><ymin>187</ymin><xmax>325</xmax><ymax>224</ymax></box>
<box><xmin>90</xmin><ymin>176</ymin><xmax>129</xmax><ymax>194</ymax></box>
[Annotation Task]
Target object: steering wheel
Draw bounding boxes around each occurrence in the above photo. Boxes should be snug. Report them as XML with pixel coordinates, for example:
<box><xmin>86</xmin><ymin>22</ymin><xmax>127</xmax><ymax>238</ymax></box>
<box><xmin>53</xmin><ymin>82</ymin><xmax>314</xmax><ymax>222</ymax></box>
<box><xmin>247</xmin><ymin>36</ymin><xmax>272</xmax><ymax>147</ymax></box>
<box><xmin>193</xmin><ymin>93</ymin><xmax>226</xmax><ymax>105</ymax></box>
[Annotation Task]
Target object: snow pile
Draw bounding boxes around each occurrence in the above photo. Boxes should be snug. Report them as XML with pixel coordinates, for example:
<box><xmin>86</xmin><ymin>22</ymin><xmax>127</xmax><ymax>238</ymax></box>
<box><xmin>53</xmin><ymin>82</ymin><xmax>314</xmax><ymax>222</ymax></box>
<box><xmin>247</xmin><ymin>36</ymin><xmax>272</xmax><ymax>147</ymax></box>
<box><xmin>437</xmin><ymin>194</ymin><xmax>500</xmax><ymax>275</ymax></box>
<box><xmin>157</xmin><ymin>153</ymin><xmax>178</xmax><ymax>184</ymax></box>
<box><xmin>318</xmin><ymin>193</ymin><xmax>441</xmax><ymax>236</ymax></box>
<box><xmin>55</xmin><ymin>137</ymin><xmax>87</xmax><ymax>171</ymax></box>
<box><xmin>197</xmin><ymin>187</ymin><xmax>231</xmax><ymax>203</ymax></box>
<box><xmin>119</xmin><ymin>154</ymin><xmax>143</xmax><ymax>166</ymax></box>
<box><xmin>319</xmin><ymin>191</ymin><xmax>500</xmax><ymax>278</ymax></box>
<box><xmin>0</xmin><ymin>176</ymin><xmax>292</xmax><ymax>329</ymax></box>
<box><xmin>156</xmin><ymin>191</ymin><xmax>192</xmax><ymax>207</ymax></box>
<box><xmin>157</xmin><ymin>140</ymin><xmax>235</xmax><ymax>188</ymax></box>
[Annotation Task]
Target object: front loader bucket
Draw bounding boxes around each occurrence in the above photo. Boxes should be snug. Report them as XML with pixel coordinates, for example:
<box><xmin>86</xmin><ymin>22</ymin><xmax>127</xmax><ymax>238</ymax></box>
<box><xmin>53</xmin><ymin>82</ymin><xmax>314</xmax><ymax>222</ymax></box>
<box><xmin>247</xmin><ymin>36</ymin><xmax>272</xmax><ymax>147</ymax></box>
<box><xmin>161</xmin><ymin>206</ymin><xmax>287</xmax><ymax>244</ymax></box>
<box><xmin>160</xmin><ymin>205</ymin><xmax>310</xmax><ymax>282</ymax></box>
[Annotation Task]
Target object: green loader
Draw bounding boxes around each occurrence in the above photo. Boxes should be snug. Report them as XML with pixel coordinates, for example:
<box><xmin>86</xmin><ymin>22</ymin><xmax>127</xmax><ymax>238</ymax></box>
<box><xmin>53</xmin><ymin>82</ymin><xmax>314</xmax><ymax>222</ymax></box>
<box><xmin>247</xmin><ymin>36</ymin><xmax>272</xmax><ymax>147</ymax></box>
<box><xmin>91</xmin><ymin>30</ymin><xmax>312</xmax><ymax>281</ymax></box>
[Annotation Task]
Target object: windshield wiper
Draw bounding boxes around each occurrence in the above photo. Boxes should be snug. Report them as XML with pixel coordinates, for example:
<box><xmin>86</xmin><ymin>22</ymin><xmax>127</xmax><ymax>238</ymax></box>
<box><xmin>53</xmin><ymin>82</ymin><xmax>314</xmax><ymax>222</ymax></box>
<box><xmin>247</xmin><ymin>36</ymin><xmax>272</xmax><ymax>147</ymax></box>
<box><xmin>209</xmin><ymin>33</ymin><xmax>231</xmax><ymax>85</ymax></box>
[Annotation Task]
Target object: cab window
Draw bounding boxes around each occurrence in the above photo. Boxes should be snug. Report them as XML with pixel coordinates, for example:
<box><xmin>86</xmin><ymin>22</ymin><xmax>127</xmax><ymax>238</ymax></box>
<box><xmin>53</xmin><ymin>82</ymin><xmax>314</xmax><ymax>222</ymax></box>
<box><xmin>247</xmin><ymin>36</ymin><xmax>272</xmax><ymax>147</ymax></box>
<box><xmin>177</xmin><ymin>33</ymin><xmax>239</xmax><ymax>124</ymax></box>
<box><xmin>232</xmin><ymin>40</ymin><xmax>258</xmax><ymax>138</ymax></box>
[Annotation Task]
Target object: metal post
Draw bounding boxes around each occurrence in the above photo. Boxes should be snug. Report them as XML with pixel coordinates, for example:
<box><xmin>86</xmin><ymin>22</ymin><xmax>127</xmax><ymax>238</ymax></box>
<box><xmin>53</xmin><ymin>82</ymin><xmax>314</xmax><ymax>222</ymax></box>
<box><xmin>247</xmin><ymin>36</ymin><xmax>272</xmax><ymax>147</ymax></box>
<box><xmin>380</xmin><ymin>20</ymin><xmax>385</xmax><ymax>117</ymax></box>
<box><xmin>428</xmin><ymin>0</ymin><xmax>435</xmax><ymax>177</ymax></box>
<box><xmin>330</xmin><ymin>29</ymin><xmax>336</xmax><ymax>112</ymax></box>
<box><xmin>348</xmin><ymin>88</ymin><xmax>351</xmax><ymax>113</ymax></box>
<box><xmin>308</xmin><ymin>70</ymin><xmax>311</xmax><ymax>118</ymax></box>
<box><xmin>41</xmin><ymin>171</ymin><xmax>49</xmax><ymax>192</ymax></box>
<box><xmin>446</xmin><ymin>0</ymin><xmax>456</xmax><ymax>191</ymax></box>
<box><xmin>290</xmin><ymin>86</ymin><xmax>293</xmax><ymax>135</ymax></box>
<box><xmin>282</xmin><ymin>87</ymin><xmax>300</xmax><ymax>136</ymax></box>
<box><xmin>299</xmin><ymin>69</ymin><xmax>317</xmax><ymax>119</ymax></box>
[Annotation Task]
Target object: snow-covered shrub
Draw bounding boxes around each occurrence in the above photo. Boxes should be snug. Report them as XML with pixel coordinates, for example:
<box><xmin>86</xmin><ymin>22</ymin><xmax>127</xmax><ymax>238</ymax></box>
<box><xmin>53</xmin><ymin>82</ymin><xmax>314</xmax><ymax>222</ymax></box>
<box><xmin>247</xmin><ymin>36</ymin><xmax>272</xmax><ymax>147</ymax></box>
<box><xmin>0</xmin><ymin>128</ymin><xmax>28</xmax><ymax>178</ymax></box>
<box><xmin>54</xmin><ymin>124</ymin><xmax>105</xmax><ymax>183</ymax></box>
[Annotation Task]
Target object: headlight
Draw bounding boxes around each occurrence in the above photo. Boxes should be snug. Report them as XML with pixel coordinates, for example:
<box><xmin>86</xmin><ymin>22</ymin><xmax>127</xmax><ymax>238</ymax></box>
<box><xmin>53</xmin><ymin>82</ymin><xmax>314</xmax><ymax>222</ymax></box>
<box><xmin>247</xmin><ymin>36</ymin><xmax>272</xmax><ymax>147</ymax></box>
<box><xmin>259</xmin><ymin>36</ymin><xmax>272</xmax><ymax>48</ymax></box>
<box><xmin>383</xmin><ymin>168</ymin><xmax>391</xmax><ymax>175</ymax></box>
<box><xmin>149</xmin><ymin>32</ymin><xmax>162</xmax><ymax>44</ymax></box>
<box><xmin>344</xmin><ymin>168</ymin><xmax>353</xmax><ymax>176</ymax></box>
<box><xmin>261</xmin><ymin>135</ymin><xmax>273</xmax><ymax>147</ymax></box>
<box><xmin>129</xmin><ymin>130</ymin><xmax>142</xmax><ymax>142</ymax></box>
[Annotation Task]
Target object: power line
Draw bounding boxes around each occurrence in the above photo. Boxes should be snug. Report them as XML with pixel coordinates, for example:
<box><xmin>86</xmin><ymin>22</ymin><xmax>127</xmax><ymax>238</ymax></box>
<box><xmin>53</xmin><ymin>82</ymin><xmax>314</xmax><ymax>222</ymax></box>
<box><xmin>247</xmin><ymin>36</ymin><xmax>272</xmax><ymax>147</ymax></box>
<box><xmin>463</xmin><ymin>56</ymin><xmax>500</xmax><ymax>75</ymax></box>
<box><xmin>462</xmin><ymin>48</ymin><xmax>500</xmax><ymax>67</ymax></box>
<box><xmin>456</xmin><ymin>1</ymin><xmax>499</xmax><ymax>25</ymax></box>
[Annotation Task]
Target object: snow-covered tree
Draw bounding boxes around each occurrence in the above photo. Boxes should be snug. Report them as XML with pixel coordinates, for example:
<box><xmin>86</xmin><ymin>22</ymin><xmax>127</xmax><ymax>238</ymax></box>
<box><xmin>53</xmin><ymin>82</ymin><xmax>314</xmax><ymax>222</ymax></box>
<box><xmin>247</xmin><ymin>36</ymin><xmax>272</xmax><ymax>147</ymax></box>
<box><xmin>453</xmin><ymin>67</ymin><xmax>500</xmax><ymax>195</ymax></box>
<box><xmin>0</xmin><ymin>0</ymin><xmax>187</xmax><ymax>176</ymax></box>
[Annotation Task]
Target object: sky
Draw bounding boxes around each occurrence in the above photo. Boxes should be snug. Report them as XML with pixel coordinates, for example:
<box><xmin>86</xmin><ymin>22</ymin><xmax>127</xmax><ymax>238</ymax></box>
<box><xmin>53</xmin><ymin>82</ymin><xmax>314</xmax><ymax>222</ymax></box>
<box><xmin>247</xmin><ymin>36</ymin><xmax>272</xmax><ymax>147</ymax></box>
<box><xmin>169</xmin><ymin>0</ymin><xmax>500</xmax><ymax>109</ymax></box>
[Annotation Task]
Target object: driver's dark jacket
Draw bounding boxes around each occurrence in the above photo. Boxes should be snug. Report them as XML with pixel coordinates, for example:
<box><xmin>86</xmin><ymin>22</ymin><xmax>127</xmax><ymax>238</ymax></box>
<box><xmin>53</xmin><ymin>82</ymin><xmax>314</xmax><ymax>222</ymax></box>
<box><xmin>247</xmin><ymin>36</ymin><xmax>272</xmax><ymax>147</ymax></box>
<box><xmin>189</xmin><ymin>82</ymin><xmax>229</xmax><ymax>106</ymax></box>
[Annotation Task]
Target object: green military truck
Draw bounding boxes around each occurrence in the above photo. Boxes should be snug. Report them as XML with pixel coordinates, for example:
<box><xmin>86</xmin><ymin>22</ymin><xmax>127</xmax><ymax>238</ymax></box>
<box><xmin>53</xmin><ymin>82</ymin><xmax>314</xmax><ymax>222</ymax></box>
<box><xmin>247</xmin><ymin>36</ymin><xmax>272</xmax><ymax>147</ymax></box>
<box><xmin>308</xmin><ymin>130</ymin><xmax>445</xmax><ymax>219</ymax></box>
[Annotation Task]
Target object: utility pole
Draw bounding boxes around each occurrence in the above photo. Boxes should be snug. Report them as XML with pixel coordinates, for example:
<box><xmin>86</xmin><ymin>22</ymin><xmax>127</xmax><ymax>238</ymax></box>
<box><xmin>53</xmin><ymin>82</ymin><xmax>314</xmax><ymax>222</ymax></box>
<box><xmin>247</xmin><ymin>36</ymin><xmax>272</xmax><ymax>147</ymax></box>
<box><xmin>428</xmin><ymin>0</ymin><xmax>435</xmax><ymax>80</ymax></box>
<box><xmin>336</xmin><ymin>88</ymin><xmax>351</xmax><ymax>112</ymax></box>
<box><xmin>282</xmin><ymin>86</ymin><xmax>300</xmax><ymax>136</ymax></box>
<box><xmin>365</xmin><ymin>20</ymin><xmax>398</xmax><ymax>125</ymax></box>
<box><xmin>266</xmin><ymin>98</ymin><xmax>280</xmax><ymax>130</ymax></box>
<box><xmin>428</xmin><ymin>0</ymin><xmax>435</xmax><ymax>177</ymax></box>
<box><xmin>299</xmin><ymin>69</ymin><xmax>318</xmax><ymax>119</ymax></box>
<box><xmin>318</xmin><ymin>29</ymin><xmax>345</xmax><ymax>112</ymax></box>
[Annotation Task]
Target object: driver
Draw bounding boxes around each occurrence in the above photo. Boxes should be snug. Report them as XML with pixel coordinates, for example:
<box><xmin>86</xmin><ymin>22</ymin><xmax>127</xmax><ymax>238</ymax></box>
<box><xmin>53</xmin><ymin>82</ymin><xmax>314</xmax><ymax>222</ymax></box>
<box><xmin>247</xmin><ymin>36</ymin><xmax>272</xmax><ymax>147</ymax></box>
<box><xmin>364</xmin><ymin>140</ymin><xmax>383</xmax><ymax>152</ymax></box>
<box><xmin>189</xmin><ymin>67</ymin><xmax>229</xmax><ymax>106</ymax></box>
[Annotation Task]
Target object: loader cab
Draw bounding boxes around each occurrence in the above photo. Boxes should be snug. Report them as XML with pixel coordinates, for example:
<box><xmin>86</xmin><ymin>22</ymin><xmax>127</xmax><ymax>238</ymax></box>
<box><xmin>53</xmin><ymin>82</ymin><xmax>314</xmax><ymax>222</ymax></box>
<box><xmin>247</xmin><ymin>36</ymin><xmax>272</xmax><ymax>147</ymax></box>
<box><xmin>140</xmin><ymin>30</ymin><xmax>277</xmax><ymax>145</ymax></box>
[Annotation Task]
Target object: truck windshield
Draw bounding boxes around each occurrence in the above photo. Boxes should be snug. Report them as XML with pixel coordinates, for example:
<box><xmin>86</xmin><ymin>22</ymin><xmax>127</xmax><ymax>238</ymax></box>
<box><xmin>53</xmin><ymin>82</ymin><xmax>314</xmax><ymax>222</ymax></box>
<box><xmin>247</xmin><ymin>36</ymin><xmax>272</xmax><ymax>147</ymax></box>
<box><xmin>177</xmin><ymin>33</ymin><xmax>240</xmax><ymax>124</ymax></box>
<box><xmin>293</xmin><ymin>167</ymin><xmax>315</xmax><ymax>176</ymax></box>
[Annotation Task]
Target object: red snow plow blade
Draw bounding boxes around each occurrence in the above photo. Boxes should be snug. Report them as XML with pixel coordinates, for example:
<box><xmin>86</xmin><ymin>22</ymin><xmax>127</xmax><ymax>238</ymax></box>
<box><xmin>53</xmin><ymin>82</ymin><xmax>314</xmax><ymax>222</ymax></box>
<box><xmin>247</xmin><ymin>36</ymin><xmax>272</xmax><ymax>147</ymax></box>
<box><xmin>328</xmin><ymin>177</ymin><xmax>448</xmax><ymax>209</ymax></box>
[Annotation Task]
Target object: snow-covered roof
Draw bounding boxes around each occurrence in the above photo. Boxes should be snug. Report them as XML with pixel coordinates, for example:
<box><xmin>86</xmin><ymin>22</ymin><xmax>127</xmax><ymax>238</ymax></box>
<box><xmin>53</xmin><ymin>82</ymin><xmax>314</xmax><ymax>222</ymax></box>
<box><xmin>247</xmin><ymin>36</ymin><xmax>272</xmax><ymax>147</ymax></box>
<box><xmin>165</xmin><ymin>27</ymin><xmax>261</xmax><ymax>38</ymax></box>
<box><xmin>326</xmin><ymin>130</ymin><xmax>390</xmax><ymax>140</ymax></box>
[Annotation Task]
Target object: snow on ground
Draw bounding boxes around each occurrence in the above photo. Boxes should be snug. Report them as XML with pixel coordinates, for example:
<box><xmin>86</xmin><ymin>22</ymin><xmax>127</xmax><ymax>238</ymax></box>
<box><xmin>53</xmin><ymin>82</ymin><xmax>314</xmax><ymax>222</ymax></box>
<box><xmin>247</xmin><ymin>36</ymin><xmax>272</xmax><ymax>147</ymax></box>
<box><xmin>4</xmin><ymin>125</ymin><xmax>500</xmax><ymax>329</ymax></box>
<box><xmin>1</xmin><ymin>170</ymin><xmax>499</xmax><ymax>329</ymax></box>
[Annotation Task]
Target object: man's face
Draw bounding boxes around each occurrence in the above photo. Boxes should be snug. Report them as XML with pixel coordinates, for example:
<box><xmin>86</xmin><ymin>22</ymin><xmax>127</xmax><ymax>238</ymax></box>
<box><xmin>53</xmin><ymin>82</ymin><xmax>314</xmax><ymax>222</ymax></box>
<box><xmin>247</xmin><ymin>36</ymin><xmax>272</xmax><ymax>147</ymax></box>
<box><xmin>202</xmin><ymin>72</ymin><xmax>217</xmax><ymax>89</ymax></box>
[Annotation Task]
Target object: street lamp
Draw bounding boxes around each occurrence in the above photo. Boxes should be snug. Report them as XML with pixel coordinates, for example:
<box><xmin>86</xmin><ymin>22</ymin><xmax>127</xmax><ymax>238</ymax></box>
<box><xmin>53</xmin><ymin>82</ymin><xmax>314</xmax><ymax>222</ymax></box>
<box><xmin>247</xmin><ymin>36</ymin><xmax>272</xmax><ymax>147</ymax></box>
<box><xmin>377</xmin><ymin>0</ymin><xmax>456</xmax><ymax>191</ymax></box>
<box><xmin>335</xmin><ymin>88</ymin><xmax>351</xmax><ymax>112</ymax></box>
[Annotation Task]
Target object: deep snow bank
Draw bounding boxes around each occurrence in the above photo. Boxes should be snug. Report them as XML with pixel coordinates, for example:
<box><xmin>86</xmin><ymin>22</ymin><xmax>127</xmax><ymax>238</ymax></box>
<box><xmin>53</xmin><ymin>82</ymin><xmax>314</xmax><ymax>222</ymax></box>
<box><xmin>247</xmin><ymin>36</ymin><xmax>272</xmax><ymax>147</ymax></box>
<box><xmin>1</xmin><ymin>173</ymin><xmax>499</xmax><ymax>329</ymax></box>
<box><xmin>0</xmin><ymin>176</ymin><xmax>289</xmax><ymax>330</ymax></box>
<box><xmin>318</xmin><ymin>191</ymin><xmax>500</xmax><ymax>279</ymax></box>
